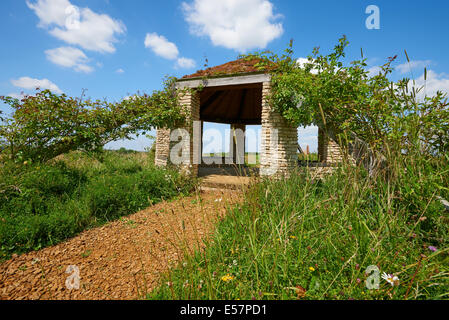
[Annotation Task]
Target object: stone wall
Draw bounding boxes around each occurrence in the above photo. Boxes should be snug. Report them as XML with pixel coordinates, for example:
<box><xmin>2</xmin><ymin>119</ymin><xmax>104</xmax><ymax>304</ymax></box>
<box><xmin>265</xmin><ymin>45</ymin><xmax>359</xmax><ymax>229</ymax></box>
<box><xmin>154</xmin><ymin>89</ymin><xmax>200</xmax><ymax>177</ymax></box>
<box><xmin>260</xmin><ymin>82</ymin><xmax>298</xmax><ymax>177</ymax></box>
<box><xmin>177</xmin><ymin>89</ymin><xmax>200</xmax><ymax>176</ymax></box>
<box><xmin>318</xmin><ymin>128</ymin><xmax>344</xmax><ymax>164</ymax></box>
<box><xmin>155</xmin><ymin>128</ymin><xmax>170</xmax><ymax>167</ymax></box>
<box><xmin>229</xmin><ymin>123</ymin><xmax>246</xmax><ymax>165</ymax></box>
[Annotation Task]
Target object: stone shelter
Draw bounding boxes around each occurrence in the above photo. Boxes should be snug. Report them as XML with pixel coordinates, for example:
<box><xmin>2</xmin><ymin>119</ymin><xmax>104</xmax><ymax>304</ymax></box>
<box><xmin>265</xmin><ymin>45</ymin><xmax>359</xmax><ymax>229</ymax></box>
<box><xmin>154</xmin><ymin>58</ymin><xmax>344</xmax><ymax>177</ymax></box>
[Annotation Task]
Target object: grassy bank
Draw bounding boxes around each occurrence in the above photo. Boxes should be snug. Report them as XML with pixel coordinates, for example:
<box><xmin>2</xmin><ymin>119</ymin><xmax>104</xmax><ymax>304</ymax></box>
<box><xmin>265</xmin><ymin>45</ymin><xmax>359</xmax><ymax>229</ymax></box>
<box><xmin>0</xmin><ymin>150</ymin><xmax>196</xmax><ymax>260</ymax></box>
<box><xmin>150</xmin><ymin>156</ymin><xmax>449</xmax><ymax>300</ymax></box>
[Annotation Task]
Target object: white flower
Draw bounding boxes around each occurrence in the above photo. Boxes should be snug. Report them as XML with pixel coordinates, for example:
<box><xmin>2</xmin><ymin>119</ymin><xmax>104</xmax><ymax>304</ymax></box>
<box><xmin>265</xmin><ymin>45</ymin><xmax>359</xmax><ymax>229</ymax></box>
<box><xmin>233</xmin><ymin>259</ymin><xmax>237</xmax><ymax>266</ymax></box>
<box><xmin>381</xmin><ymin>272</ymin><xmax>399</xmax><ymax>286</ymax></box>
<box><xmin>215</xmin><ymin>198</ymin><xmax>222</xmax><ymax>202</ymax></box>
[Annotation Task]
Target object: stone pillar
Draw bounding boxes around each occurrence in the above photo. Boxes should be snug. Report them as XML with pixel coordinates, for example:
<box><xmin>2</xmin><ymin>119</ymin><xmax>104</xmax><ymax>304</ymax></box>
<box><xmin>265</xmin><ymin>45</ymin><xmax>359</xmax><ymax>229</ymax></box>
<box><xmin>318</xmin><ymin>128</ymin><xmax>343</xmax><ymax>164</ymax></box>
<box><xmin>260</xmin><ymin>82</ymin><xmax>298</xmax><ymax>177</ymax></box>
<box><xmin>200</xmin><ymin>120</ymin><xmax>203</xmax><ymax>165</ymax></box>
<box><xmin>229</xmin><ymin>123</ymin><xmax>246</xmax><ymax>165</ymax></box>
<box><xmin>177</xmin><ymin>89</ymin><xmax>200</xmax><ymax>176</ymax></box>
<box><xmin>155</xmin><ymin>128</ymin><xmax>170</xmax><ymax>167</ymax></box>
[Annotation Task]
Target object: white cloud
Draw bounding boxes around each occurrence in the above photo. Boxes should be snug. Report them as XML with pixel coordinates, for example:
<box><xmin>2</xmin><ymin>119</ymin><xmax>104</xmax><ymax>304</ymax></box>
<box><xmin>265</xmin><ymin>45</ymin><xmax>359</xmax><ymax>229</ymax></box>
<box><xmin>410</xmin><ymin>69</ymin><xmax>449</xmax><ymax>98</ymax></box>
<box><xmin>182</xmin><ymin>0</ymin><xmax>283</xmax><ymax>52</ymax></box>
<box><xmin>116</xmin><ymin>68</ymin><xmax>125</xmax><ymax>74</ymax></box>
<box><xmin>26</xmin><ymin>0</ymin><xmax>70</xmax><ymax>27</ymax></box>
<box><xmin>45</xmin><ymin>46</ymin><xmax>93</xmax><ymax>73</ymax></box>
<box><xmin>144</xmin><ymin>33</ymin><xmax>195</xmax><ymax>69</ymax></box>
<box><xmin>176</xmin><ymin>57</ymin><xmax>196</xmax><ymax>69</ymax></box>
<box><xmin>367</xmin><ymin>66</ymin><xmax>382</xmax><ymax>77</ymax></box>
<box><xmin>6</xmin><ymin>92</ymin><xmax>27</xmax><ymax>100</ymax></box>
<box><xmin>123</xmin><ymin>95</ymin><xmax>136</xmax><ymax>101</ymax></box>
<box><xmin>11</xmin><ymin>77</ymin><xmax>63</xmax><ymax>94</ymax></box>
<box><xmin>27</xmin><ymin>0</ymin><xmax>126</xmax><ymax>53</ymax></box>
<box><xmin>144</xmin><ymin>33</ymin><xmax>179</xmax><ymax>60</ymax></box>
<box><xmin>396</xmin><ymin>60</ymin><xmax>432</xmax><ymax>75</ymax></box>
<box><xmin>296</xmin><ymin>58</ymin><xmax>318</xmax><ymax>75</ymax></box>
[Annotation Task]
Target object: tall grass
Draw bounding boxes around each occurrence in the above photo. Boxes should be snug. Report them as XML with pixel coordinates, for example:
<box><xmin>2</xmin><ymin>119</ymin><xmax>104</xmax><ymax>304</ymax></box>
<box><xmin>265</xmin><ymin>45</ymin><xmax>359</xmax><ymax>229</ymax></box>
<box><xmin>150</xmin><ymin>152</ymin><xmax>449</xmax><ymax>300</ymax></box>
<box><xmin>0</xmin><ymin>150</ymin><xmax>196</xmax><ymax>260</ymax></box>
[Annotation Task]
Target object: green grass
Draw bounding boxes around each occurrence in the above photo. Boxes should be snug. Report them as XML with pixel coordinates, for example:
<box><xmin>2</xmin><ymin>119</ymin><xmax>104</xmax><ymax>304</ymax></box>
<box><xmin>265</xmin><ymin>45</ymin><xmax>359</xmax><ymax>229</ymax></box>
<box><xmin>150</xmin><ymin>155</ymin><xmax>449</xmax><ymax>300</ymax></box>
<box><xmin>0</xmin><ymin>150</ymin><xmax>196</xmax><ymax>260</ymax></box>
<box><xmin>298</xmin><ymin>152</ymin><xmax>319</xmax><ymax>162</ymax></box>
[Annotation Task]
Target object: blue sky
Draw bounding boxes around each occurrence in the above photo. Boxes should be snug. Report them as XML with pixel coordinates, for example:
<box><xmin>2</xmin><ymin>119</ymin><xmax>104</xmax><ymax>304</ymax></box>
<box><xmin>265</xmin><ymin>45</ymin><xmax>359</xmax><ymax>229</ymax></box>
<box><xmin>1</xmin><ymin>0</ymin><xmax>448</xmax><ymax>153</ymax></box>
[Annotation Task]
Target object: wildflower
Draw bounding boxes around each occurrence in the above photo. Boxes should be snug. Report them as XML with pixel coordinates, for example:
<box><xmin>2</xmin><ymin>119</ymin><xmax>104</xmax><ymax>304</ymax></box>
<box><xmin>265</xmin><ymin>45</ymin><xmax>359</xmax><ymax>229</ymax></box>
<box><xmin>166</xmin><ymin>281</ymin><xmax>173</xmax><ymax>287</ymax></box>
<box><xmin>290</xmin><ymin>236</ymin><xmax>297</xmax><ymax>240</ymax></box>
<box><xmin>221</xmin><ymin>274</ymin><xmax>235</xmax><ymax>282</ymax></box>
<box><xmin>309</xmin><ymin>267</ymin><xmax>315</xmax><ymax>272</ymax></box>
<box><xmin>215</xmin><ymin>198</ymin><xmax>222</xmax><ymax>202</ymax></box>
<box><xmin>428</xmin><ymin>246</ymin><xmax>438</xmax><ymax>252</ymax></box>
<box><xmin>233</xmin><ymin>259</ymin><xmax>237</xmax><ymax>266</ymax></box>
<box><xmin>183</xmin><ymin>262</ymin><xmax>187</xmax><ymax>267</ymax></box>
<box><xmin>381</xmin><ymin>272</ymin><xmax>399</xmax><ymax>286</ymax></box>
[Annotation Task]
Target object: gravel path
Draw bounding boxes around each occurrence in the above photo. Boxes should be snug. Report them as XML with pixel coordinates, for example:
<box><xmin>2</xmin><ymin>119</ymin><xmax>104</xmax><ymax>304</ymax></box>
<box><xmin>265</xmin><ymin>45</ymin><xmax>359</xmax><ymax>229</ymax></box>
<box><xmin>0</xmin><ymin>190</ymin><xmax>241</xmax><ymax>300</ymax></box>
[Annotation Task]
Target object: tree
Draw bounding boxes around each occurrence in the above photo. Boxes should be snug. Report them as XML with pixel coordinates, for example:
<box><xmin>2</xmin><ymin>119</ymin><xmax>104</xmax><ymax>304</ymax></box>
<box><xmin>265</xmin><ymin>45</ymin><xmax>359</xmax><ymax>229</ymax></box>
<box><xmin>0</xmin><ymin>77</ymin><xmax>187</xmax><ymax>162</ymax></box>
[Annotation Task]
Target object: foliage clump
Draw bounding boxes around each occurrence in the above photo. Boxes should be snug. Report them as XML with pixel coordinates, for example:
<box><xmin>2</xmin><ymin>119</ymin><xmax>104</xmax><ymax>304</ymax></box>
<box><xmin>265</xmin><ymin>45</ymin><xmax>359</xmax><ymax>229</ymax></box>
<box><xmin>243</xmin><ymin>37</ymin><xmax>449</xmax><ymax>158</ymax></box>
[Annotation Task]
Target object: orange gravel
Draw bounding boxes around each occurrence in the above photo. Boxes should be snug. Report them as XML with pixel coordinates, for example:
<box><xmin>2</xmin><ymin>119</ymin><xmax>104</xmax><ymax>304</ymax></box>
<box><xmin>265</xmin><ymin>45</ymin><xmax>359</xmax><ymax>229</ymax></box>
<box><xmin>0</xmin><ymin>190</ymin><xmax>241</xmax><ymax>300</ymax></box>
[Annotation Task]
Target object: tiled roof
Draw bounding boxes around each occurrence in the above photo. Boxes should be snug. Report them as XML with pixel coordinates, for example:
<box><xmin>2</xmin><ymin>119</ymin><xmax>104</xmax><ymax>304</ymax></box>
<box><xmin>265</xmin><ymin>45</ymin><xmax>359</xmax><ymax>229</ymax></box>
<box><xmin>182</xmin><ymin>57</ymin><xmax>275</xmax><ymax>79</ymax></box>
